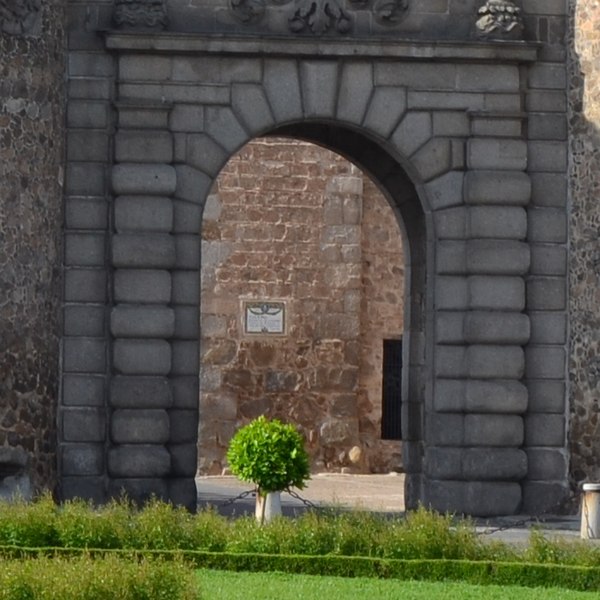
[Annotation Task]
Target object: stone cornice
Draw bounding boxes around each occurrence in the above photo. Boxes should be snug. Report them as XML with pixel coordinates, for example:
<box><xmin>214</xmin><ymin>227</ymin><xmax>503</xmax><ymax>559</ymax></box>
<box><xmin>104</xmin><ymin>31</ymin><xmax>540</xmax><ymax>63</ymax></box>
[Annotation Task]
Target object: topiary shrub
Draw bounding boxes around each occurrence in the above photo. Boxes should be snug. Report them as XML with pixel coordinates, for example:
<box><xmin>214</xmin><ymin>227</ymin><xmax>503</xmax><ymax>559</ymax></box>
<box><xmin>226</xmin><ymin>416</ymin><xmax>310</xmax><ymax>497</ymax></box>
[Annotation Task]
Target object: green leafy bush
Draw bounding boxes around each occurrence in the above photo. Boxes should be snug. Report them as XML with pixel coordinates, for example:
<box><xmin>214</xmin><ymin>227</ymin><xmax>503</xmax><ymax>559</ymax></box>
<box><xmin>128</xmin><ymin>498</ymin><xmax>194</xmax><ymax>550</ymax></box>
<box><xmin>0</xmin><ymin>554</ymin><xmax>198</xmax><ymax>600</ymax></box>
<box><xmin>226</xmin><ymin>416</ymin><xmax>310</xmax><ymax>495</ymax></box>
<box><xmin>55</xmin><ymin>498</ymin><xmax>130</xmax><ymax>549</ymax></box>
<box><xmin>0</xmin><ymin>492</ymin><xmax>59</xmax><ymax>547</ymax></box>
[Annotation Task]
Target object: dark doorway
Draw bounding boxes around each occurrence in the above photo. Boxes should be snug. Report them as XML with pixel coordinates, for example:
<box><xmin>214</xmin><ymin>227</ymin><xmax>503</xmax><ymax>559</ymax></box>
<box><xmin>382</xmin><ymin>338</ymin><xmax>403</xmax><ymax>441</ymax></box>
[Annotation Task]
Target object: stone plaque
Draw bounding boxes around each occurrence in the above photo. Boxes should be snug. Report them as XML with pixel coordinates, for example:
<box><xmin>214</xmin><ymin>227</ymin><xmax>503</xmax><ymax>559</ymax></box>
<box><xmin>244</xmin><ymin>301</ymin><xmax>285</xmax><ymax>334</ymax></box>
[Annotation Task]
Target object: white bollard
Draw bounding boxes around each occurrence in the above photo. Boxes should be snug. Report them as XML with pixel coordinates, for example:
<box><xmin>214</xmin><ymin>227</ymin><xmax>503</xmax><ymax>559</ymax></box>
<box><xmin>580</xmin><ymin>483</ymin><xmax>600</xmax><ymax>539</ymax></box>
<box><xmin>255</xmin><ymin>491</ymin><xmax>282</xmax><ymax>524</ymax></box>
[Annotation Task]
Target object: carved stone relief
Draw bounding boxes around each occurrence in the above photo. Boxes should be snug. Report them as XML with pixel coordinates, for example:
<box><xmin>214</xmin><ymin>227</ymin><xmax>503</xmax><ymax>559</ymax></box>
<box><xmin>0</xmin><ymin>0</ymin><xmax>41</xmax><ymax>36</ymax></box>
<box><xmin>475</xmin><ymin>0</ymin><xmax>523</xmax><ymax>39</ymax></box>
<box><xmin>113</xmin><ymin>0</ymin><xmax>168</xmax><ymax>30</ymax></box>
<box><xmin>230</xmin><ymin>0</ymin><xmax>408</xmax><ymax>34</ymax></box>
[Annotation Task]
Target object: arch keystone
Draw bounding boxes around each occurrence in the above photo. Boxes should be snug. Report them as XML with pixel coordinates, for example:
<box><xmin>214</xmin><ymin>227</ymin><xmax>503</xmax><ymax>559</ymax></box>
<box><xmin>263</xmin><ymin>59</ymin><xmax>303</xmax><ymax>123</ymax></box>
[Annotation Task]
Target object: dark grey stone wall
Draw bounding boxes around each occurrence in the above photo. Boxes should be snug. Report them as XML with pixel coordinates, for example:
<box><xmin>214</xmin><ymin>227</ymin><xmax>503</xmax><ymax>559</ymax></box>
<box><xmin>0</xmin><ymin>0</ymin><xmax>66</xmax><ymax>493</ymax></box>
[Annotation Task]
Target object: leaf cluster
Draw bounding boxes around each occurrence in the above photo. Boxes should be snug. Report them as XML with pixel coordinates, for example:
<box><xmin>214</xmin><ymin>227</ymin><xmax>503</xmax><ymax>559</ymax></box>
<box><xmin>226</xmin><ymin>416</ymin><xmax>310</xmax><ymax>494</ymax></box>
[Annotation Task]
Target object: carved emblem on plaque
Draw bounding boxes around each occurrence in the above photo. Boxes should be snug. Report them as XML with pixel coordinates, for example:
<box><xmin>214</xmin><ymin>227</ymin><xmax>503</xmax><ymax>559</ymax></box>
<box><xmin>229</xmin><ymin>0</ymin><xmax>409</xmax><ymax>33</ymax></box>
<box><xmin>113</xmin><ymin>0</ymin><xmax>168</xmax><ymax>30</ymax></box>
<box><xmin>244</xmin><ymin>302</ymin><xmax>286</xmax><ymax>335</ymax></box>
<box><xmin>475</xmin><ymin>0</ymin><xmax>523</xmax><ymax>39</ymax></box>
<box><xmin>0</xmin><ymin>0</ymin><xmax>41</xmax><ymax>35</ymax></box>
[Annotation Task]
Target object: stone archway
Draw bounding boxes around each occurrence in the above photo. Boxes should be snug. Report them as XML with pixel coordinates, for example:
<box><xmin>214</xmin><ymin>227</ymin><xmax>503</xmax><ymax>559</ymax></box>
<box><xmin>59</xmin><ymin>33</ymin><xmax>553</xmax><ymax>515</ymax></box>
<box><xmin>197</xmin><ymin>136</ymin><xmax>406</xmax><ymax>477</ymax></box>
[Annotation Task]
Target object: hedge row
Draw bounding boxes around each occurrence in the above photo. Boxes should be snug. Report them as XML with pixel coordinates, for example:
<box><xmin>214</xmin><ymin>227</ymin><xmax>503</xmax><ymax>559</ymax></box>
<box><xmin>3</xmin><ymin>546</ymin><xmax>600</xmax><ymax>592</ymax></box>
<box><xmin>0</xmin><ymin>554</ymin><xmax>198</xmax><ymax>600</ymax></box>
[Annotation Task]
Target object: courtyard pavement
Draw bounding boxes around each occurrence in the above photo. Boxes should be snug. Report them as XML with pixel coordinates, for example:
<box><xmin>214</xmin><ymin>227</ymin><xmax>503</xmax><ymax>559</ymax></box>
<box><xmin>196</xmin><ymin>473</ymin><xmax>582</xmax><ymax>545</ymax></box>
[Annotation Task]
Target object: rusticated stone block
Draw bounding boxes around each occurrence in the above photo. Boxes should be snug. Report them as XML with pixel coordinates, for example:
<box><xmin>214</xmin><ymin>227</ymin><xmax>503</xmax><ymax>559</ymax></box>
<box><xmin>61</xmin><ymin>444</ymin><xmax>104</xmax><ymax>476</ymax></box>
<box><xmin>434</xmin><ymin>379</ymin><xmax>528</xmax><ymax>414</ymax></box>
<box><xmin>435</xmin><ymin>345</ymin><xmax>524</xmax><ymax>379</ymax></box>
<box><xmin>171</xmin><ymin>341</ymin><xmax>199</xmax><ymax>376</ymax></box>
<box><xmin>424</xmin><ymin>480</ymin><xmax>522</xmax><ymax>516</ymax></box>
<box><xmin>462</xmin><ymin>448</ymin><xmax>527</xmax><ymax>480</ymax></box>
<box><xmin>171</xmin><ymin>376</ymin><xmax>199</xmax><ymax>409</ymax></box>
<box><xmin>466</xmin><ymin>240</ymin><xmax>530</xmax><ymax>275</ymax></box>
<box><xmin>173</xmin><ymin>306</ymin><xmax>199</xmax><ymax>339</ymax></box>
<box><xmin>64</xmin><ymin>233</ymin><xmax>106</xmax><ymax>267</ymax></box>
<box><xmin>466</xmin><ymin>345</ymin><xmax>525</xmax><ymax>380</ymax></box>
<box><xmin>111</xmin><ymin>409</ymin><xmax>170</xmax><ymax>444</ymax></box>
<box><xmin>110</xmin><ymin>376</ymin><xmax>172</xmax><ymax>409</ymax></box>
<box><xmin>64</xmin><ymin>269</ymin><xmax>107</xmax><ymax>303</ymax></box>
<box><xmin>464</xmin><ymin>311</ymin><xmax>530</xmax><ymax>345</ymax></box>
<box><xmin>525</xmin><ymin>414</ymin><xmax>565</xmax><ymax>447</ymax></box>
<box><xmin>113</xmin><ymin>339</ymin><xmax>171</xmax><ymax>375</ymax></box>
<box><xmin>168</xmin><ymin>478</ymin><xmax>198</xmax><ymax>511</ymax></box>
<box><xmin>62</xmin><ymin>374</ymin><xmax>105</xmax><ymax>407</ymax></box>
<box><xmin>64</xmin><ymin>306</ymin><xmax>105</xmax><ymax>337</ymax></box>
<box><xmin>467</xmin><ymin>139</ymin><xmax>527</xmax><ymax>171</ymax></box>
<box><xmin>175</xmin><ymin>235</ymin><xmax>200</xmax><ymax>269</ymax></box>
<box><xmin>112</xmin><ymin>233</ymin><xmax>176</xmax><ymax>269</ymax></box>
<box><xmin>525</xmin><ymin>346</ymin><xmax>566</xmax><ymax>380</ymax></box>
<box><xmin>526</xmin><ymin>448</ymin><xmax>568</xmax><ymax>480</ymax></box>
<box><xmin>426</xmin><ymin>413</ymin><xmax>464</xmax><ymax>446</ymax></box>
<box><xmin>464</xmin><ymin>171</ymin><xmax>530</xmax><ymax>205</ymax></box>
<box><xmin>464</xmin><ymin>415</ymin><xmax>524</xmax><ymax>447</ymax></box>
<box><xmin>62</xmin><ymin>408</ymin><xmax>105</xmax><ymax>442</ymax></box>
<box><xmin>112</xmin><ymin>164</ymin><xmax>176</xmax><ymax>195</ymax></box>
<box><xmin>527</xmin><ymin>277</ymin><xmax>566</xmax><ymax>310</ymax></box>
<box><xmin>169</xmin><ymin>409</ymin><xmax>199</xmax><ymax>444</ymax></box>
<box><xmin>63</xmin><ymin>338</ymin><xmax>106</xmax><ymax>374</ymax></box>
<box><xmin>108</xmin><ymin>445</ymin><xmax>171</xmax><ymax>478</ymax></box>
<box><xmin>169</xmin><ymin>444</ymin><xmax>197</xmax><ymax>476</ymax></box>
<box><xmin>526</xmin><ymin>380</ymin><xmax>565</xmax><ymax>414</ymax></box>
<box><xmin>115</xmin><ymin>130</ymin><xmax>173</xmax><ymax>164</ymax></box>
<box><xmin>469</xmin><ymin>276</ymin><xmax>525</xmax><ymax>311</ymax></box>
<box><xmin>114</xmin><ymin>269</ymin><xmax>171</xmax><ymax>304</ymax></box>
<box><xmin>522</xmin><ymin>482</ymin><xmax>570</xmax><ymax>515</ymax></box>
<box><xmin>435</xmin><ymin>276</ymin><xmax>469</xmax><ymax>310</ymax></box>
<box><xmin>61</xmin><ymin>476</ymin><xmax>107</xmax><ymax>504</ymax></box>
<box><xmin>171</xmin><ymin>270</ymin><xmax>200</xmax><ymax>305</ymax></box>
<box><xmin>111</xmin><ymin>305</ymin><xmax>175</xmax><ymax>338</ymax></box>
<box><xmin>425</xmin><ymin>447</ymin><xmax>462</xmax><ymax>479</ymax></box>
<box><xmin>114</xmin><ymin>196</ymin><xmax>173</xmax><ymax>233</ymax></box>
<box><xmin>469</xmin><ymin>206</ymin><xmax>527</xmax><ymax>239</ymax></box>
<box><xmin>425</xmin><ymin>447</ymin><xmax>527</xmax><ymax>480</ymax></box>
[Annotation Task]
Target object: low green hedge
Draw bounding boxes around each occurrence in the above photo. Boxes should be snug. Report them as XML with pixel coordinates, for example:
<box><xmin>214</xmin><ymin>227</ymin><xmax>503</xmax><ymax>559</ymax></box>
<box><xmin>0</xmin><ymin>554</ymin><xmax>198</xmax><ymax>600</ymax></box>
<box><xmin>2</xmin><ymin>546</ymin><xmax>600</xmax><ymax>592</ymax></box>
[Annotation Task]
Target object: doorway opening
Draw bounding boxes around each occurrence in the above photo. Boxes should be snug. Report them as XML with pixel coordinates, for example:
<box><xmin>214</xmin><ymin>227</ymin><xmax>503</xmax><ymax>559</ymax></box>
<box><xmin>198</xmin><ymin>137</ymin><xmax>405</xmax><ymax>476</ymax></box>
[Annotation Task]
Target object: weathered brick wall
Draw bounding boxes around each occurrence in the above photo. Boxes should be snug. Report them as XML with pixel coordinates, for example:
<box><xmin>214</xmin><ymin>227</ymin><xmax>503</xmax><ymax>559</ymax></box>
<box><xmin>199</xmin><ymin>138</ymin><xmax>404</xmax><ymax>474</ymax></box>
<box><xmin>0</xmin><ymin>0</ymin><xmax>66</xmax><ymax>493</ymax></box>
<box><xmin>568</xmin><ymin>0</ymin><xmax>600</xmax><ymax>487</ymax></box>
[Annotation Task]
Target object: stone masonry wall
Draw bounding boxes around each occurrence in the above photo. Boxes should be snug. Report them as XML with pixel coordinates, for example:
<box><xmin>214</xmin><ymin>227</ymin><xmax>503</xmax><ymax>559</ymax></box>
<box><xmin>568</xmin><ymin>0</ymin><xmax>600</xmax><ymax>487</ymax></box>
<box><xmin>0</xmin><ymin>0</ymin><xmax>66</xmax><ymax>494</ymax></box>
<box><xmin>199</xmin><ymin>138</ymin><xmax>404</xmax><ymax>474</ymax></box>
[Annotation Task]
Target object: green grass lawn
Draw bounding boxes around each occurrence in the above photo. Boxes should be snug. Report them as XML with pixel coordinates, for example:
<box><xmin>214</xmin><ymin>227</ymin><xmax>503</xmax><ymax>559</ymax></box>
<box><xmin>197</xmin><ymin>569</ymin><xmax>600</xmax><ymax>600</ymax></box>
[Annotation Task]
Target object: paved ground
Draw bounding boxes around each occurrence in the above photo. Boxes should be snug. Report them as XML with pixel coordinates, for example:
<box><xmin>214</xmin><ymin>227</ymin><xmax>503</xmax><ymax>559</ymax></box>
<box><xmin>196</xmin><ymin>473</ymin><xmax>582</xmax><ymax>544</ymax></box>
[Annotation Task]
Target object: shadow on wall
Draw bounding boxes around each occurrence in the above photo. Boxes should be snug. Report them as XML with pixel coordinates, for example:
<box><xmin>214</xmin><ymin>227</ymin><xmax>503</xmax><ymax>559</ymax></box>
<box><xmin>198</xmin><ymin>137</ymin><xmax>405</xmax><ymax>477</ymax></box>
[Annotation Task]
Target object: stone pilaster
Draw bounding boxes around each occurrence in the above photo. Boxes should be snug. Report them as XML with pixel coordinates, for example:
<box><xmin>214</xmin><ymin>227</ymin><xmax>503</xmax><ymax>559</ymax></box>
<box><xmin>424</xmin><ymin>114</ymin><xmax>532</xmax><ymax>516</ymax></box>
